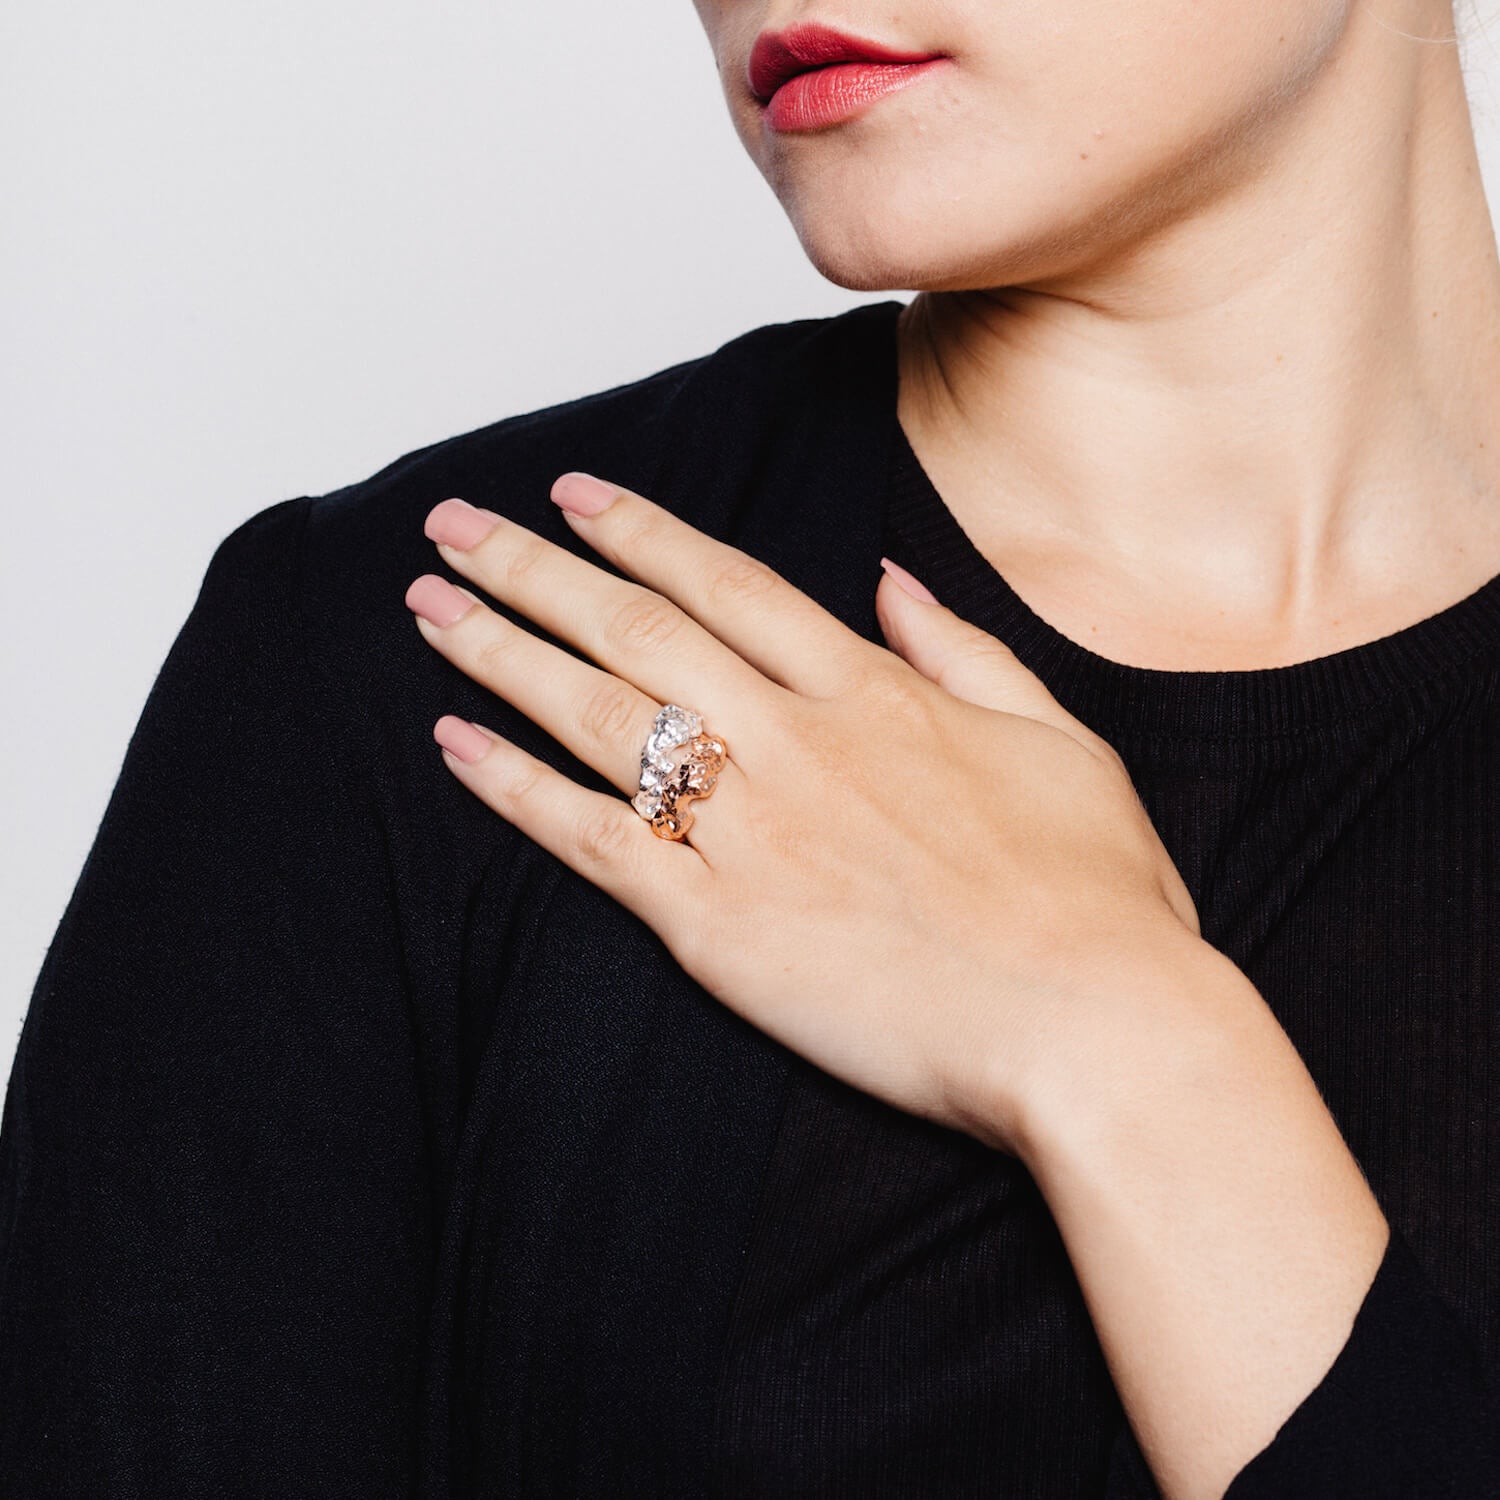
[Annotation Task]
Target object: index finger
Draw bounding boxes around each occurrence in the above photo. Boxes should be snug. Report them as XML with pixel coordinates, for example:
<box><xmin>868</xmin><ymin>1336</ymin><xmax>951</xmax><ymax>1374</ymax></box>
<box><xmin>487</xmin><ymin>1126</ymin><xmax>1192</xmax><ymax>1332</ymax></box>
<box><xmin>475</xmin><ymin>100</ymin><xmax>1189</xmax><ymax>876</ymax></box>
<box><xmin>549</xmin><ymin>470</ymin><xmax>877</xmax><ymax>700</ymax></box>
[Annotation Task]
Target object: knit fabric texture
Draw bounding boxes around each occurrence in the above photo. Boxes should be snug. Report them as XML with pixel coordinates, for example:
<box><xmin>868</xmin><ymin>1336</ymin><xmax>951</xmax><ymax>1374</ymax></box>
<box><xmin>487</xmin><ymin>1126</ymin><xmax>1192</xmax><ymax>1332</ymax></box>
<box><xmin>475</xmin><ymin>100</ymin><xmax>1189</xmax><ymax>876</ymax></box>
<box><xmin>2</xmin><ymin>300</ymin><xmax>1496</xmax><ymax>1497</ymax></box>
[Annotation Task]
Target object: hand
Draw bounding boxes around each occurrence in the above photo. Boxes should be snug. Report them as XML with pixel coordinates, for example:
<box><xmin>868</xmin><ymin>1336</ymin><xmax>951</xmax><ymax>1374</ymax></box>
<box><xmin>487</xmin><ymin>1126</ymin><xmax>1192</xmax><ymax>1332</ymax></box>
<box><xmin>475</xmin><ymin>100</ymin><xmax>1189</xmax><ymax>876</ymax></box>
<box><xmin>404</xmin><ymin>472</ymin><xmax>1205</xmax><ymax>1158</ymax></box>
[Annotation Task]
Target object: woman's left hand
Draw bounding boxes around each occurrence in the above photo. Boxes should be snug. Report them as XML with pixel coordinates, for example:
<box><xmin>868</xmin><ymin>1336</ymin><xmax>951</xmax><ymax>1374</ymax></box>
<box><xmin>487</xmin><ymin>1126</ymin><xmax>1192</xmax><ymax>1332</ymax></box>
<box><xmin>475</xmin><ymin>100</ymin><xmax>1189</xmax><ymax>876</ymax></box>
<box><xmin>405</xmin><ymin>471</ymin><xmax>1209</xmax><ymax>1159</ymax></box>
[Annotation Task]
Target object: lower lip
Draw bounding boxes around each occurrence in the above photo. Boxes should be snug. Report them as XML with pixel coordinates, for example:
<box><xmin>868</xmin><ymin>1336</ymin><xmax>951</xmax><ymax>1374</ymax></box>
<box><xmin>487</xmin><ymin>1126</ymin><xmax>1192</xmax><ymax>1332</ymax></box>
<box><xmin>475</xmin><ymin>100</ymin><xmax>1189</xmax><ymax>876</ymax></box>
<box><xmin>761</xmin><ymin>57</ymin><xmax>947</xmax><ymax>132</ymax></box>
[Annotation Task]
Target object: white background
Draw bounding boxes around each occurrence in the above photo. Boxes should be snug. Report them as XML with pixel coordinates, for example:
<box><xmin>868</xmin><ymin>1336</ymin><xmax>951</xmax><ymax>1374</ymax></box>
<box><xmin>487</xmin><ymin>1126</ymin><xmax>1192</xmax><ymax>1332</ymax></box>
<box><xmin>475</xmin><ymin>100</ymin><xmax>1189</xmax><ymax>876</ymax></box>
<box><xmin>4</xmin><ymin>4</ymin><xmax>1500</xmax><ymax>1080</ymax></box>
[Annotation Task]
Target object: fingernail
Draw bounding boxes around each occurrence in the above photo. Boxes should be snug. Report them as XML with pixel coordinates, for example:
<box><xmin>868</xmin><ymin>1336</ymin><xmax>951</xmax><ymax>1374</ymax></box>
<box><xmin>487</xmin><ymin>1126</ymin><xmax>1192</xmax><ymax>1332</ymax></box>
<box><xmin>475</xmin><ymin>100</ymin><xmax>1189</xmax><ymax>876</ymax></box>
<box><xmin>880</xmin><ymin>556</ymin><xmax>938</xmax><ymax>604</ymax></box>
<box><xmin>425</xmin><ymin>497</ymin><xmax>503</xmax><ymax>550</ymax></box>
<box><xmin>550</xmin><ymin>471</ymin><xmax>618</xmax><ymax>516</ymax></box>
<box><xmin>434</xmin><ymin>715</ymin><xmax>493</xmax><ymax>764</ymax></box>
<box><xmin>405</xmin><ymin>574</ymin><xmax>478</xmax><ymax>627</ymax></box>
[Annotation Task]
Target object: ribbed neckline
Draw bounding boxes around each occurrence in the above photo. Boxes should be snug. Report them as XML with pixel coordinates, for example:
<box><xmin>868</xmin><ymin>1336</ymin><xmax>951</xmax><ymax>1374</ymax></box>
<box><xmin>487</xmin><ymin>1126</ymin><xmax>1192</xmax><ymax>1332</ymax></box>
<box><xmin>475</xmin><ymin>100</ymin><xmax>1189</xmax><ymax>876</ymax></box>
<box><xmin>868</xmin><ymin>301</ymin><xmax>1500</xmax><ymax>740</ymax></box>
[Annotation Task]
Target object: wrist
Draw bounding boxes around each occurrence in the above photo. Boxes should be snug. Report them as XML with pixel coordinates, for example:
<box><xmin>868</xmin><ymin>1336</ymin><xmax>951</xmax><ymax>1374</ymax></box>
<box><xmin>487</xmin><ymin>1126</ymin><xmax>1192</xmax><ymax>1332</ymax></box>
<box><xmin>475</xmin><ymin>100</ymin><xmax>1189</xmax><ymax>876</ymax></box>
<box><xmin>994</xmin><ymin>928</ymin><xmax>1388</xmax><ymax>1497</ymax></box>
<box><xmin>1000</xmin><ymin>927</ymin><xmax>1277</xmax><ymax>1171</ymax></box>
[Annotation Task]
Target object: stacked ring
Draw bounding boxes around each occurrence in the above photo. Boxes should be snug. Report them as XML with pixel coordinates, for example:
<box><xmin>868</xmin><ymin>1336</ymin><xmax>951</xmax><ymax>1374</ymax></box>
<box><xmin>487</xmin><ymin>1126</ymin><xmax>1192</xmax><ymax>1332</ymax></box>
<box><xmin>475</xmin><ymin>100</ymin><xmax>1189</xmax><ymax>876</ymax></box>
<box><xmin>632</xmin><ymin>704</ymin><xmax>729</xmax><ymax>840</ymax></box>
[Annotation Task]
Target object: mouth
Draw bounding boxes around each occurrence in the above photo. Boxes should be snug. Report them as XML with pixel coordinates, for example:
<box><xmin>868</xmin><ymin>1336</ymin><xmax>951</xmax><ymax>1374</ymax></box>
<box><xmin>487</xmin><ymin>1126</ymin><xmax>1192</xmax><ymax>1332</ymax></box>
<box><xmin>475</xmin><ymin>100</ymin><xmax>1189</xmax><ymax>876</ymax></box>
<box><xmin>747</xmin><ymin>20</ymin><xmax>947</xmax><ymax>105</ymax></box>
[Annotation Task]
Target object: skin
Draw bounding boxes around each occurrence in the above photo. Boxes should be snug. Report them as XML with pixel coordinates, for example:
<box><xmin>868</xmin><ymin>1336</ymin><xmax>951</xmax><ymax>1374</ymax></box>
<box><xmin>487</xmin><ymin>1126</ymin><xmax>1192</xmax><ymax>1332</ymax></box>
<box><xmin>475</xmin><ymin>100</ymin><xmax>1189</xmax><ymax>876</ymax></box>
<box><xmin>403</xmin><ymin>2</ymin><xmax>1497</xmax><ymax>1494</ymax></box>
<box><xmin>694</xmin><ymin>0</ymin><xmax>1500</xmax><ymax>669</ymax></box>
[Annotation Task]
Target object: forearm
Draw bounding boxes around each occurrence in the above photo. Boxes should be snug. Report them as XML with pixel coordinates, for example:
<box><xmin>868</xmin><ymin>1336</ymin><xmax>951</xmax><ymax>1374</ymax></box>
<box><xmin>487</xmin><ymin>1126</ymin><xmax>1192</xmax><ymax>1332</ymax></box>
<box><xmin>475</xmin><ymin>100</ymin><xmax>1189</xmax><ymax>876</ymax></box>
<box><xmin>1010</xmin><ymin>935</ymin><xmax>1390</xmax><ymax>1500</ymax></box>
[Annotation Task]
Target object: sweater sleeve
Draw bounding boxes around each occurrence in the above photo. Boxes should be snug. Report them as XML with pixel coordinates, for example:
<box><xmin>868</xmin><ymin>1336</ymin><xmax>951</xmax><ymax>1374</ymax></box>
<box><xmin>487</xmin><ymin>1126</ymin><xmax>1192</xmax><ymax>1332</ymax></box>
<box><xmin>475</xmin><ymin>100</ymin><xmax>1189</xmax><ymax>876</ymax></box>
<box><xmin>1100</xmin><ymin>1219</ymin><xmax>1500</xmax><ymax>1498</ymax></box>
<box><xmin>0</xmin><ymin>498</ymin><xmax>431</xmax><ymax>1498</ymax></box>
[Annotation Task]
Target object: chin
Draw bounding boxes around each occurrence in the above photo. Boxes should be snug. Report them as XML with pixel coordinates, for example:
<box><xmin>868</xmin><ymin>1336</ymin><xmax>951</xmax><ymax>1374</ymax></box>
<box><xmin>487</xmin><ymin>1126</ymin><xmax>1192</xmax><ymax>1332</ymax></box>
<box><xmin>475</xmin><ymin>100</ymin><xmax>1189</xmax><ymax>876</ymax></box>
<box><xmin>795</xmin><ymin>237</ymin><xmax>1006</xmax><ymax>296</ymax></box>
<box><xmin>774</xmin><ymin>174</ymin><xmax>964</xmax><ymax>292</ymax></box>
<box><xmin>781</xmin><ymin>176</ymin><xmax>1116</xmax><ymax>295</ymax></box>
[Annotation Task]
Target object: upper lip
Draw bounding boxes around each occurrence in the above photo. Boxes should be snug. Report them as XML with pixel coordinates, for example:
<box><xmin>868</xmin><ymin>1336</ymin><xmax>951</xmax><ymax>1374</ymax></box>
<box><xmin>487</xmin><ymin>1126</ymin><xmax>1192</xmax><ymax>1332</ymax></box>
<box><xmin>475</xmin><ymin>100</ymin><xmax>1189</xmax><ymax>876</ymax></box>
<box><xmin>747</xmin><ymin>21</ymin><xmax>944</xmax><ymax>103</ymax></box>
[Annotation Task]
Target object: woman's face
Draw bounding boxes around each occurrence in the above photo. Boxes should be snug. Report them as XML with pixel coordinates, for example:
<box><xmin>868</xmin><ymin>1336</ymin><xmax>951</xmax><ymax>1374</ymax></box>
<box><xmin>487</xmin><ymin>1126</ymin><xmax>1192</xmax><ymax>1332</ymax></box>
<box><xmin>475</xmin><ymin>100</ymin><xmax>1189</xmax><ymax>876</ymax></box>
<box><xmin>690</xmin><ymin>1</ymin><xmax>1369</xmax><ymax>291</ymax></box>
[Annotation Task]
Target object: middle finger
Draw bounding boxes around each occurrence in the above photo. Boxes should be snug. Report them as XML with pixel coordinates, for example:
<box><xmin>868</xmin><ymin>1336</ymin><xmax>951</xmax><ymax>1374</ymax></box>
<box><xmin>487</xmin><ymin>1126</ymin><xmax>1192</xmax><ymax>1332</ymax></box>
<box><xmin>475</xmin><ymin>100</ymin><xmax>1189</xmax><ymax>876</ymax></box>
<box><xmin>407</xmin><ymin>573</ymin><xmax>675</xmax><ymax>797</ymax></box>
<box><xmin>423</xmin><ymin>499</ymin><xmax>783</xmax><ymax>736</ymax></box>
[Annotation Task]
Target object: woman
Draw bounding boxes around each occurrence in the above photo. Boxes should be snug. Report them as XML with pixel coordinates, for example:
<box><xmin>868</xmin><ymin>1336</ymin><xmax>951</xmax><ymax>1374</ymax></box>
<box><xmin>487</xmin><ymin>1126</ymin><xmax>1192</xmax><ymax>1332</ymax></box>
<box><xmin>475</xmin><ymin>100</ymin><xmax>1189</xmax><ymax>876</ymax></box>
<box><xmin>1</xmin><ymin>1</ymin><xmax>1496</xmax><ymax>1496</ymax></box>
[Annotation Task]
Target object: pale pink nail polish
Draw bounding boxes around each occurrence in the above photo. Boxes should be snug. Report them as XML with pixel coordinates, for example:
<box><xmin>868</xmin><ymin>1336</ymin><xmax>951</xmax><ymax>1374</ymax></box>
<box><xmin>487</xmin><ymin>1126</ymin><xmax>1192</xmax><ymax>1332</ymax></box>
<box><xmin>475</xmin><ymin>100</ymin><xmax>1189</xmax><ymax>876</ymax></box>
<box><xmin>434</xmin><ymin>715</ymin><xmax>492</xmax><ymax>764</ymax></box>
<box><xmin>405</xmin><ymin>574</ymin><xmax>477</xmax><ymax>627</ymax></box>
<box><xmin>880</xmin><ymin>556</ymin><xmax>938</xmax><ymax>604</ymax></box>
<box><xmin>550</xmin><ymin>471</ymin><xmax>618</xmax><ymax>516</ymax></box>
<box><xmin>425</xmin><ymin>497</ymin><xmax>503</xmax><ymax>550</ymax></box>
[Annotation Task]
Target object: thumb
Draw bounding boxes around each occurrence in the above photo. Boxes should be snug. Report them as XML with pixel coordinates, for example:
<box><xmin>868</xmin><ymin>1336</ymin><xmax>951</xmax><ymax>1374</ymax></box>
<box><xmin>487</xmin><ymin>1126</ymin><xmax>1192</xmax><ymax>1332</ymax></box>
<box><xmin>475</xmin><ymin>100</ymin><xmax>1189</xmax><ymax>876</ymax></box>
<box><xmin>875</xmin><ymin>557</ymin><xmax>1080</xmax><ymax>727</ymax></box>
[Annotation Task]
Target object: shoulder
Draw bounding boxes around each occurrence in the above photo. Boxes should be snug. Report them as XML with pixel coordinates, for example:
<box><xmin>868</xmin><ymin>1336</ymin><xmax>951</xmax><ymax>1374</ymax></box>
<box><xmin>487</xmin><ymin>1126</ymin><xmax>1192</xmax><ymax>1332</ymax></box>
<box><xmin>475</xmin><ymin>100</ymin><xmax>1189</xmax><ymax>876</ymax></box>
<box><xmin>201</xmin><ymin>298</ymin><xmax>903</xmax><ymax>705</ymax></box>
<box><xmin>301</xmin><ymin>296</ymin><xmax>900</xmax><ymax>556</ymax></box>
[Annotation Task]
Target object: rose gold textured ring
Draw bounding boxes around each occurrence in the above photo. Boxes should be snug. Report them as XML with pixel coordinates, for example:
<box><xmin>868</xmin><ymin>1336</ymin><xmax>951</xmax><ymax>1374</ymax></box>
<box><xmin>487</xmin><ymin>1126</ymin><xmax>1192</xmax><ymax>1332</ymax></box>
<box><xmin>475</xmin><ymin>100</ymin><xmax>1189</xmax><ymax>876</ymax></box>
<box><xmin>631</xmin><ymin>704</ymin><xmax>729</xmax><ymax>841</ymax></box>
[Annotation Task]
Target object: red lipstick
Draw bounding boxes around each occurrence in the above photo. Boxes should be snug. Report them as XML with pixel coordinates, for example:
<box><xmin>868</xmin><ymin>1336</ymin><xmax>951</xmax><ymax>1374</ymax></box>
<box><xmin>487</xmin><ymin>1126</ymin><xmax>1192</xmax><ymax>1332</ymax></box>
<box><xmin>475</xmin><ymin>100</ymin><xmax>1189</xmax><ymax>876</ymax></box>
<box><xmin>748</xmin><ymin>21</ymin><xmax>948</xmax><ymax>133</ymax></box>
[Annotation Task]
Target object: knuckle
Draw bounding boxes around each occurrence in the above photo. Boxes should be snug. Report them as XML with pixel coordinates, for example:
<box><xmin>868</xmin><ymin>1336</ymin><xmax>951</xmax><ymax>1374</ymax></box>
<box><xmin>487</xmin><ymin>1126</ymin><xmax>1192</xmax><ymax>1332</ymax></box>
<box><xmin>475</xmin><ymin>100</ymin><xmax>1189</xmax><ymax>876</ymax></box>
<box><xmin>574</xmin><ymin>803</ymin><xmax>631</xmax><ymax>866</ymax></box>
<box><xmin>497</xmin><ymin>532</ymin><xmax>548</xmax><ymax>587</ymax></box>
<box><xmin>577</xmin><ymin>680</ymin><xmax>647</xmax><ymax>750</ymax></box>
<box><xmin>607</xmin><ymin>504</ymin><xmax>661</xmax><ymax>555</ymax></box>
<box><xmin>1074</xmin><ymin>724</ymin><xmax>1130</xmax><ymax>776</ymax></box>
<box><xmin>854</xmin><ymin>658</ymin><xmax>931</xmax><ymax>724</ymax></box>
<box><xmin>706</xmin><ymin>554</ymin><xmax>778</xmax><ymax>610</ymax></box>
<box><xmin>502</xmin><ymin>761</ymin><xmax>545</xmax><ymax>806</ymax></box>
<box><xmin>473</xmin><ymin>624</ymin><xmax>524</xmax><ymax>679</ymax></box>
<box><xmin>931</xmin><ymin>636</ymin><xmax>1015</xmax><ymax>698</ymax></box>
<box><xmin>610</xmin><ymin>592</ymin><xmax>684</xmax><ymax>655</ymax></box>
<box><xmin>976</xmin><ymin>623</ymin><xmax>1019</xmax><ymax>657</ymax></box>
<box><xmin>955</xmin><ymin>631</ymin><xmax>1018</xmax><ymax>670</ymax></box>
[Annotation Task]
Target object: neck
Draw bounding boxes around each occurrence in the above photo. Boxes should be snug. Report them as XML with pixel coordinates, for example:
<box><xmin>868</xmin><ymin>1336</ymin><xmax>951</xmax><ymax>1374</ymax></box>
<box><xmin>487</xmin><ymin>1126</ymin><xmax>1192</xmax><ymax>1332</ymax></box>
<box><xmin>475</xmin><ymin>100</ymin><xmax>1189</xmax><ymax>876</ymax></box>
<box><xmin>896</xmin><ymin>12</ymin><xmax>1500</xmax><ymax>668</ymax></box>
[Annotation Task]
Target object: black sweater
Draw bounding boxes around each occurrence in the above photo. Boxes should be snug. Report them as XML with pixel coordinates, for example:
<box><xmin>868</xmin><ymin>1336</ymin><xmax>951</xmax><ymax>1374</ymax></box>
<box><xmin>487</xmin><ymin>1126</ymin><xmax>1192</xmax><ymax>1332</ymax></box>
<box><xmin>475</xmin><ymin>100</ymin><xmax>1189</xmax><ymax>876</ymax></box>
<box><xmin>1</xmin><ymin>299</ymin><xmax>1496</xmax><ymax>1498</ymax></box>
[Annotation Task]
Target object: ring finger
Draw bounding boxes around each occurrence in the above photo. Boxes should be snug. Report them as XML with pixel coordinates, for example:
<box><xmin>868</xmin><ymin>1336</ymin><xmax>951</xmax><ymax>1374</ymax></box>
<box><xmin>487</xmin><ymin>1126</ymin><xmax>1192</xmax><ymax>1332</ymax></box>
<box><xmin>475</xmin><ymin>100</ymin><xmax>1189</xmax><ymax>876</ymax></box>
<box><xmin>405</xmin><ymin>572</ymin><xmax>744</xmax><ymax>816</ymax></box>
